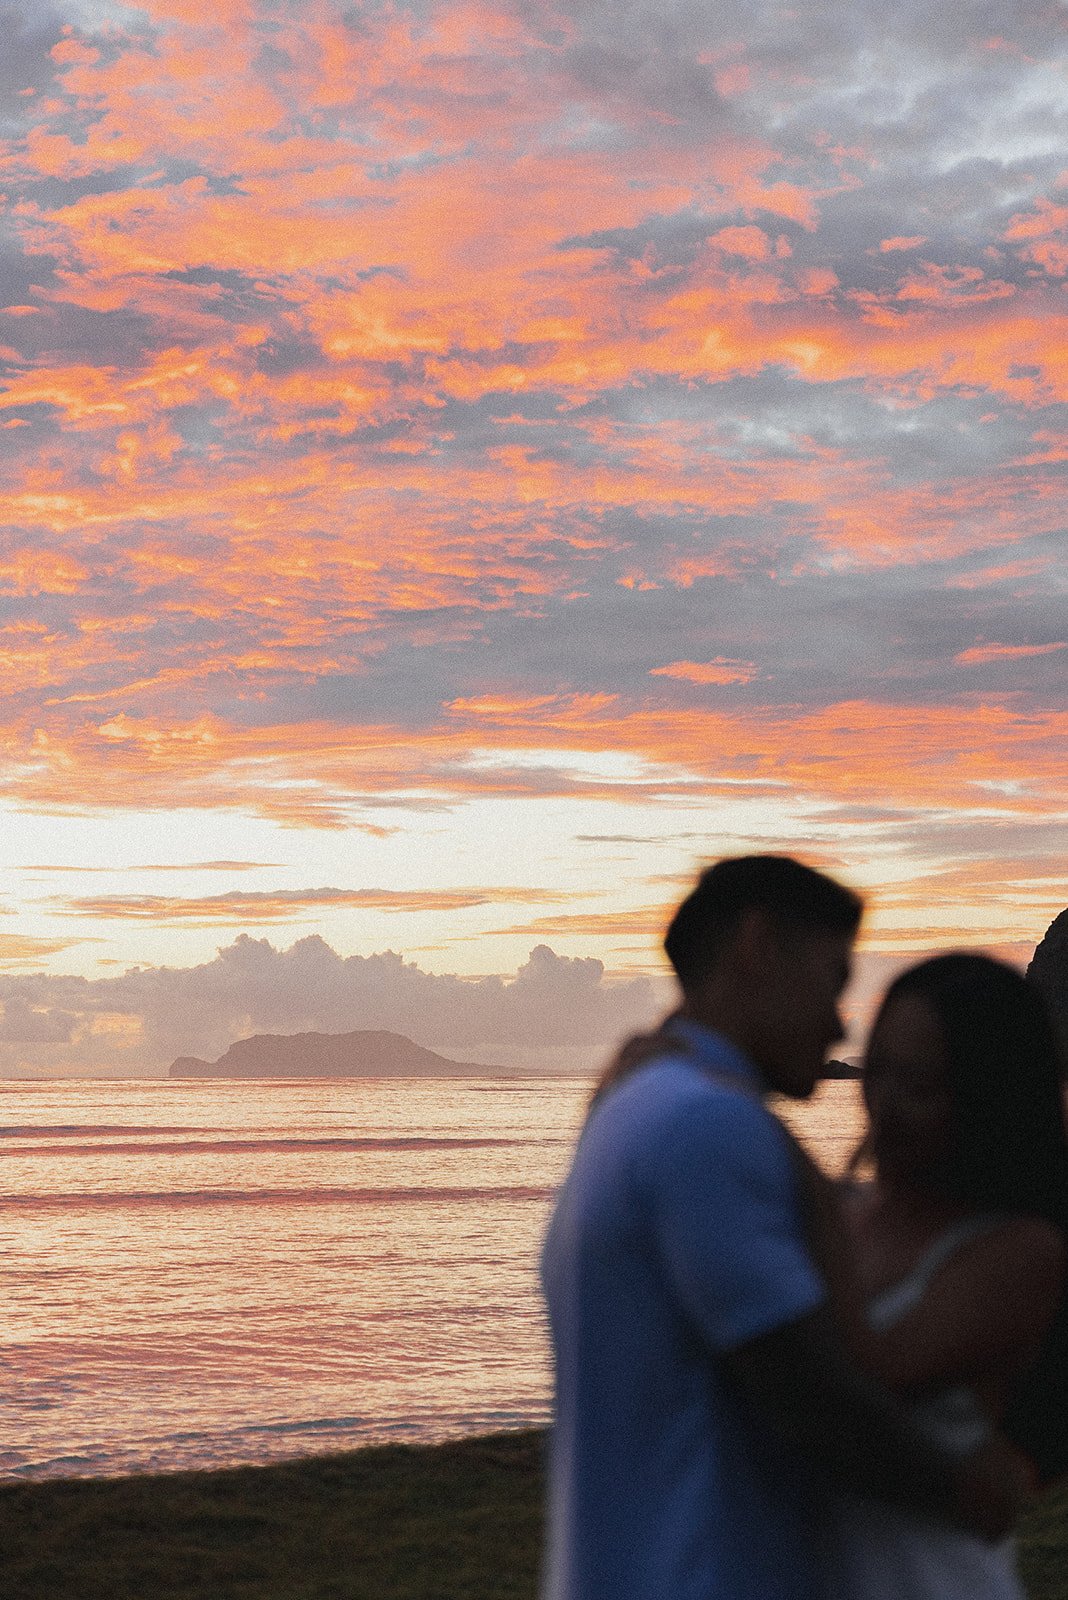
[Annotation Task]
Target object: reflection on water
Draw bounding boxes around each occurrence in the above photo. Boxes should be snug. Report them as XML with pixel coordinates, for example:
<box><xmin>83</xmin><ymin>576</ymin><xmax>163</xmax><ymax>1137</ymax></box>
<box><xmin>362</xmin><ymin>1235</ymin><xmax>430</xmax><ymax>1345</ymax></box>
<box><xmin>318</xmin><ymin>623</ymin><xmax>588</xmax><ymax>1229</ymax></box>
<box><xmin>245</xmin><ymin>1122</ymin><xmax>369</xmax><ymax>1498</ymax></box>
<box><xmin>0</xmin><ymin>1075</ymin><xmax>865</xmax><ymax>1479</ymax></box>
<box><xmin>776</xmin><ymin>1076</ymin><xmax>867</xmax><ymax>1176</ymax></box>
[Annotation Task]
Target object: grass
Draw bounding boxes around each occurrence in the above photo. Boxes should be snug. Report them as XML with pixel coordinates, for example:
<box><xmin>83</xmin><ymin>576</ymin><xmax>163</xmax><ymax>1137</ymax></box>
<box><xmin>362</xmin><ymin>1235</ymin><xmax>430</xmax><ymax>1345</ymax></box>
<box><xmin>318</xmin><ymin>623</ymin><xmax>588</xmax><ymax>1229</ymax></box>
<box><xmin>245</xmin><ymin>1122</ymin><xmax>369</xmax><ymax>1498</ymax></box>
<box><xmin>1019</xmin><ymin>1480</ymin><xmax>1068</xmax><ymax>1600</ymax></box>
<box><xmin>0</xmin><ymin>1431</ymin><xmax>544</xmax><ymax>1600</ymax></box>
<box><xmin>0</xmin><ymin>1428</ymin><xmax>1064</xmax><ymax>1600</ymax></box>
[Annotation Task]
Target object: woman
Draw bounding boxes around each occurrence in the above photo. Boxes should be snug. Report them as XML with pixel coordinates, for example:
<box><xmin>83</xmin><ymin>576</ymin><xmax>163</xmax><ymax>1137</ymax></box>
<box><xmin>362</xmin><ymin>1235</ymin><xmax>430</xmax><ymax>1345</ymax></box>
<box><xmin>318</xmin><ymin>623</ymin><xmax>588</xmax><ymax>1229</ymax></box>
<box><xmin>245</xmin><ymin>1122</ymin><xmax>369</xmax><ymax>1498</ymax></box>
<box><xmin>817</xmin><ymin>953</ymin><xmax>1068</xmax><ymax>1599</ymax></box>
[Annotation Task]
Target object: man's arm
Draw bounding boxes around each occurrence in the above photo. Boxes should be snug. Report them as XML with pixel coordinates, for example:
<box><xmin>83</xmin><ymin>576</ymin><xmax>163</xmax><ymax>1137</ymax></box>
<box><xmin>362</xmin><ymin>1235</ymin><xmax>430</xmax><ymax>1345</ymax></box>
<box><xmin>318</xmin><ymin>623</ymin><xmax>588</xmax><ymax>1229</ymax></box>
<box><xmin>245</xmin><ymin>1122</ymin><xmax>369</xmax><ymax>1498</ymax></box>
<box><xmin>723</xmin><ymin>1303</ymin><xmax>1030</xmax><ymax>1541</ymax></box>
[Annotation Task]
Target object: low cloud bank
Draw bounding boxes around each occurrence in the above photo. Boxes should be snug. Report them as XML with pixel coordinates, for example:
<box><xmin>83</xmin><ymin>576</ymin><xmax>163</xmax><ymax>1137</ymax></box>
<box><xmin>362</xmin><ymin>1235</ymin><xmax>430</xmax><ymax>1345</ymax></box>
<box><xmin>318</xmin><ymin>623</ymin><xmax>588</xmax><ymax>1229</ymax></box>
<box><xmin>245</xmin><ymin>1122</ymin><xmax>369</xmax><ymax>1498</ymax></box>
<box><xmin>0</xmin><ymin>937</ymin><xmax>669</xmax><ymax>1078</ymax></box>
<box><xmin>0</xmin><ymin>937</ymin><xmax>1025</xmax><ymax>1079</ymax></box>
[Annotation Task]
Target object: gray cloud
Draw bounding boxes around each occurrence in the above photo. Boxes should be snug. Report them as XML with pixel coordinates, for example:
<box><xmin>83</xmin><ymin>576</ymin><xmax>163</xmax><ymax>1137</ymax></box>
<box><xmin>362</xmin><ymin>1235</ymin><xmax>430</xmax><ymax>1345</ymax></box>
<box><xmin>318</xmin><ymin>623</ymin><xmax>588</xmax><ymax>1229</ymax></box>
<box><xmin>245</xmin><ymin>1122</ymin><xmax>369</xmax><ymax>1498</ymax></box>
<box><xmin>0</xmin><ymin>996</ymin><xmax>75</xmax><ymax>1043</ymax></box>
<box><xmin>0</xmin><ymin>8</ymin><xmax>64</xmax><ymax>120</ymax></box>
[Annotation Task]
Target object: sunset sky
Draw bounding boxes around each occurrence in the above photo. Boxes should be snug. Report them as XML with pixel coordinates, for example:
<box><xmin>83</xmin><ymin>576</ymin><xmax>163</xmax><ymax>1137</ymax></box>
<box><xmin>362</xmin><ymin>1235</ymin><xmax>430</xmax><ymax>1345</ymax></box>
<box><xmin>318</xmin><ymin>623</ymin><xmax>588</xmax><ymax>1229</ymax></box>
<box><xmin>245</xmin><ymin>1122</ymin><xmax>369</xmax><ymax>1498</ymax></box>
<box><xmin>0</xmin><ymin>0</ymin><xmax>1065</xmax><ymax>1072</ymax></box>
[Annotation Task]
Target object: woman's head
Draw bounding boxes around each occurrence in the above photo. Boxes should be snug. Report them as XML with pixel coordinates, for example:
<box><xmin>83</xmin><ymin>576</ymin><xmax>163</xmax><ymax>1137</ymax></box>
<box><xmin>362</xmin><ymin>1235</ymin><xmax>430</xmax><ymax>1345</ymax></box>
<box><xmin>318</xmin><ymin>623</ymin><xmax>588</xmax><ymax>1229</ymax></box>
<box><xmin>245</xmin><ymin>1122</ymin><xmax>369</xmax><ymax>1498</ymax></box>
<box><xmin>864</xmin><ymin>953</ymin><xmax>1068</xmax><ymax>1224</ymax></box>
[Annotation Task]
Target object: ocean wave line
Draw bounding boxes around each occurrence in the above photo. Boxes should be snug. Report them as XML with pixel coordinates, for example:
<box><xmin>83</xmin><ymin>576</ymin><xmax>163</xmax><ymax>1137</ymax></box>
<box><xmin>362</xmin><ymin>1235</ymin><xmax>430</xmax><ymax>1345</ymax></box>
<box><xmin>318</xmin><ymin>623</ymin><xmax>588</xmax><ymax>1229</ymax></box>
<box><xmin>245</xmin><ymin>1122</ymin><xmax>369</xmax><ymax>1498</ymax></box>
<box><xmin>0</xmin><ymin>1183</ymin><xmax>558</xmax><ymax>1209</ymax></box>
<box><xmin>0</xmin><ymin>1134</ymin><xmax>543</xmax><ymax>1157</ymax></box>
<box><xmin>0</xmin><ymin>1125</ymin><xmax>197</xmax><ymax>1139</ymax></box>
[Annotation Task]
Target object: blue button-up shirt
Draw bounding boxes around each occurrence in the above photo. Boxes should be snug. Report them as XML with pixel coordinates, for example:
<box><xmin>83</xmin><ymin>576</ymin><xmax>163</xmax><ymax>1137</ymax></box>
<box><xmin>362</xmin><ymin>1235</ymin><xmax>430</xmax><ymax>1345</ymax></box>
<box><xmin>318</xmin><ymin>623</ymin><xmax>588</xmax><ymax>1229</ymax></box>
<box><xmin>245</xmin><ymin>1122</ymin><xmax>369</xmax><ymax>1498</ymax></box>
<box><xmin>541</xmin><ymin>1021</ymin><xmax>826</xmax><ymax>1600</ymax></box>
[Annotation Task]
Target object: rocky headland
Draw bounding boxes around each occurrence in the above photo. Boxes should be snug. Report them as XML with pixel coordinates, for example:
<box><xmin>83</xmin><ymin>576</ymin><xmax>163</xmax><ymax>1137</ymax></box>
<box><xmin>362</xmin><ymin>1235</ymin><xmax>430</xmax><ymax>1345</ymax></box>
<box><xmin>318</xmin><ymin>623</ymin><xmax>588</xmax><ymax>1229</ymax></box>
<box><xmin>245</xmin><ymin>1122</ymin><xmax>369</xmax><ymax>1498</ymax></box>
<box><xmin>1029</xmin><ymin>908</ymin><xmax>1068</xmax><ymax>1061</ymax></box>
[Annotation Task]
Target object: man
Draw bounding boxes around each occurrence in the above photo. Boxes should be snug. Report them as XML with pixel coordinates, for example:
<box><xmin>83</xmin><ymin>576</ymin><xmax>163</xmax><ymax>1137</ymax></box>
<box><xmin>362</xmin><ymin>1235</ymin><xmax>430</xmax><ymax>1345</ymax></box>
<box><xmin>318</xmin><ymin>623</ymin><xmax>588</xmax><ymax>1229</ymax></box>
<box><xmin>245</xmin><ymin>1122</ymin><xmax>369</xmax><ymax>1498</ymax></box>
<box><xmin>541</xmin><ymin>855</ymin><xmax>1023</xmax><ymax>1600</ymax></box>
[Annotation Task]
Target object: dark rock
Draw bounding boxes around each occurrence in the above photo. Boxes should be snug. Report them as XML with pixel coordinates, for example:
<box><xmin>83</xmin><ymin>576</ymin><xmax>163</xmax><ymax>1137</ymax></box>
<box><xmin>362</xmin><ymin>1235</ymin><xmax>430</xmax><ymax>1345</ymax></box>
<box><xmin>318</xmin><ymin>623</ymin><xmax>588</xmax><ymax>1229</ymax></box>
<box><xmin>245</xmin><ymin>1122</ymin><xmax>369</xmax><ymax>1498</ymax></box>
<box><xmin>820</xmin><ymin>1058</ymin><xmax>862</xmax><ymax>1080</ymax></box>
<box><xmin>1028</xmin><ymin>909</ymin><xmax>1068</xmax><ymax>1067</ymax></box>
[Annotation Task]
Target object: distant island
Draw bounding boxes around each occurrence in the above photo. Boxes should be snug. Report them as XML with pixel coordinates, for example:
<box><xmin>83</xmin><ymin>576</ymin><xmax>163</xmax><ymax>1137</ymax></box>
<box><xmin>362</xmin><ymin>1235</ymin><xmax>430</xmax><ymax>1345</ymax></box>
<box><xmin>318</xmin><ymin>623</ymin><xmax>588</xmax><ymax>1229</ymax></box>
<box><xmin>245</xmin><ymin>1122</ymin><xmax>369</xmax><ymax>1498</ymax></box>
<box><xmin>169</xmin><ymin>1029</ymin><xmax>502</xmax><ymax>1079</ymax></box>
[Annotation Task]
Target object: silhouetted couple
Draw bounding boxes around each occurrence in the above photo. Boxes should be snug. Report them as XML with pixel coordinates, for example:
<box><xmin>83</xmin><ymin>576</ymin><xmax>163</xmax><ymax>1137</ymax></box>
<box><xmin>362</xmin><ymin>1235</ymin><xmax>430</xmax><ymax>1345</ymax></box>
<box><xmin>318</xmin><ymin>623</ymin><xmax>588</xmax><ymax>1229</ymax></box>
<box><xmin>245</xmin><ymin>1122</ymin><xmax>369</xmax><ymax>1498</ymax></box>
<box><xmin>541</xmin><ymin>856</ymin><xmax>1068</xmax><ymax>1599</ymax></box>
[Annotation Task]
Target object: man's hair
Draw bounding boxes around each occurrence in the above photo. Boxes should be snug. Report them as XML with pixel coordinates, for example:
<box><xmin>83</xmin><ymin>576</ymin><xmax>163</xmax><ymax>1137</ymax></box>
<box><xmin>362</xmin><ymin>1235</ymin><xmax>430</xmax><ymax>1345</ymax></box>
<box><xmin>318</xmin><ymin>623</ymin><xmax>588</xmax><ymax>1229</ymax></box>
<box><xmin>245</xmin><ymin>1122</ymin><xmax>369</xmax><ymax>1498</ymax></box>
<box><xmin>588</xmin><ymin>855</ymin><xmax>862</xmax><ymax>1110</ymax></box>
<box><xmin>664</xmin><ymin>854</ymin><xmax>863</xmax><ymax>994</ymax></box>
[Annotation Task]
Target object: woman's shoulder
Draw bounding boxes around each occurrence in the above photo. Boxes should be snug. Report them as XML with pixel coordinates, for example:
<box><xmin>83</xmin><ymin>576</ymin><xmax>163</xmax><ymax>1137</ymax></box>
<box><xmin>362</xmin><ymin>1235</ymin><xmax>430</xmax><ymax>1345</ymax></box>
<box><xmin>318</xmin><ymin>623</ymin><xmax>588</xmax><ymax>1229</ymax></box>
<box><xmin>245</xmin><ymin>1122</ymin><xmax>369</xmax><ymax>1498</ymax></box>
<box><xmin>860</xmin><ymin>1210</ymin><xmax>1066</xmax><ymax>1394</ymax></box>
<box><xmin>899</xmin><ymin>1213</ymin><xmax>1064</xmax><ymax>1313</ymax></box>
<box><xmin>917</xmin><ymin>1213</ymin><xmax>1066</xmax><ymax>1353</ymax></box>
<box><xmin>964</xmin><ymin>1214</ymin><xmax>1065</xmax><ymax>1283</ymax></box>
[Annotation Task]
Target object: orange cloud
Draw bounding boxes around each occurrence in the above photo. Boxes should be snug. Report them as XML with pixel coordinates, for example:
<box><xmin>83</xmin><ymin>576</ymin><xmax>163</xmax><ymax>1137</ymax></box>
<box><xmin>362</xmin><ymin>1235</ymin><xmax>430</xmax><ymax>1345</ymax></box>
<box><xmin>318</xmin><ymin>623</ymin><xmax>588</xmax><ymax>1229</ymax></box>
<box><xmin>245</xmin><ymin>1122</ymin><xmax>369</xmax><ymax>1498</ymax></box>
<box><xmin>59</xmin><ymin>885</ymin><xmax>572</xmax><ymax>923</ymax></box>
<box><xmin>0</xmin><ymin>691</ymin><xmax>1062</xmax><ymax>837</ymax></box>
<box><xmin>0</xmin><ymin>934</ymin><xmax>88</xmax><ymax>969</ymax></box>
<box><xmin>707</xmin><ymin>225</ymin><xmax>773</xmax><ymax>259</ymax></box>
<box><xmin>1005</xmin><ymin>196</ymin><xmax>1068</xmax><ymax>276</ymax></box>
<box><xmin>650</xmin><ymin>659</ymin><xmax>757</xmax><ymax>684</ymax></box>
<box><xmin>490</xmin><ymin>905</ymin><xmax>674</xmax><ymax>943</ymax></box>
<box><xmin>956</xmin><ymin>642</ymin><xmax>1068</xmax><ymax>666</ymax></box>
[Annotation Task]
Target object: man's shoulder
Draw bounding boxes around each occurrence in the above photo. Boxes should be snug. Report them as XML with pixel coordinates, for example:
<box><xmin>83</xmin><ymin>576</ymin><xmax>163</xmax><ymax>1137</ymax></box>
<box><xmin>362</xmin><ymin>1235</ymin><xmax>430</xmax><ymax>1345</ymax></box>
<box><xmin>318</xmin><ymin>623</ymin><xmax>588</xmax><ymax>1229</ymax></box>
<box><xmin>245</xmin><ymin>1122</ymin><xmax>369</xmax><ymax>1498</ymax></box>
<box><xmin>572</xmin><ymin>1058</ymin><xmax>806</xmax><ymax>1257</ymax></box>
<box><xmin>592</xmin><ymin>1052</ymin><xmax>783</xmax><ymax>1160</ymax></box>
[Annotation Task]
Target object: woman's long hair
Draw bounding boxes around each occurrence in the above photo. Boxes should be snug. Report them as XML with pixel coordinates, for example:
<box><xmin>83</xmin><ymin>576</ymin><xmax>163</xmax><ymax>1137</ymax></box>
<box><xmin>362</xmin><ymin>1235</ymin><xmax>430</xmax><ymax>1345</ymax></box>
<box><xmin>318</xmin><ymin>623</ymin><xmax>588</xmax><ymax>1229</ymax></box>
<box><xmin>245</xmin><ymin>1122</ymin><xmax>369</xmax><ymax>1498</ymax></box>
<box><xmin>866</xmin><ymin>954</ymin><xmax>1068</xmax><ymax>1480</ymax></box>
<box><xmin>870</xmin><ymin>953</ymin><xmax>1068</xmax><ymax>1227</ymax></box>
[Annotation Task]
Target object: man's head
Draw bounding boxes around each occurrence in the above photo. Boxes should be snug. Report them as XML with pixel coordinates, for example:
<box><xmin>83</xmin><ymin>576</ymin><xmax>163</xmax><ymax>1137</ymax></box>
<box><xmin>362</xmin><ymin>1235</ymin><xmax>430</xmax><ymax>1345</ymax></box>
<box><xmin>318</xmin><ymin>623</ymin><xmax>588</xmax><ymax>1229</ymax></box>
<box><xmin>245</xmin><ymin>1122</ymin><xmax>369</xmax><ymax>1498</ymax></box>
<box><xmin>665</xmin><ymin>855</ymin><xmax>862</xmax><ymax>1097</ymax></box>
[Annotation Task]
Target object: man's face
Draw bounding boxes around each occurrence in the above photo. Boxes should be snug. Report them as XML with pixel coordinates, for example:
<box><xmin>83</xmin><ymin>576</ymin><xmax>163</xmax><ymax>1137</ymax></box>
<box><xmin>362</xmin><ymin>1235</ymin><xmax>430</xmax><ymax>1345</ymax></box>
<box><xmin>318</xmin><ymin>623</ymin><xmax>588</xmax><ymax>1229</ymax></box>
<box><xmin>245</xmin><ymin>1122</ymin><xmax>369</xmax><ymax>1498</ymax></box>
<box><xmin>750</xmin><ymin>926</ymin><xmax>853</xmax><ymax>1099</ymax></box>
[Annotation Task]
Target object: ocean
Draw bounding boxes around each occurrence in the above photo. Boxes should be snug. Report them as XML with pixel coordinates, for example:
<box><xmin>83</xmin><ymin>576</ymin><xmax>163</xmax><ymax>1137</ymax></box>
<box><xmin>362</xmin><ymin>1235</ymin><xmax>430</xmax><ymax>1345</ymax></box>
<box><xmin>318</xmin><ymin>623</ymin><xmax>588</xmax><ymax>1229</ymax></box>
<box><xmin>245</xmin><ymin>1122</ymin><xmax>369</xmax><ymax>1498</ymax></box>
<box><xmin>0</xmin><ymin>1074</ymin><xmax>864</xmax><ymax>1479</ymax></box>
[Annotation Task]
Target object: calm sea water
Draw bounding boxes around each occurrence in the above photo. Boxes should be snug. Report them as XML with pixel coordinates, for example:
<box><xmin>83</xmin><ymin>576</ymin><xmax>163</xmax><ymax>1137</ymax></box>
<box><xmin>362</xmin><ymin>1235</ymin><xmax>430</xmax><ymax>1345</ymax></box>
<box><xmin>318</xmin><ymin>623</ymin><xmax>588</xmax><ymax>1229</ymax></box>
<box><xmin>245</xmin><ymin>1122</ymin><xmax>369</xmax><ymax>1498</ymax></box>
<box><xmin>0</xmin><ymin>1075</ymin><xmax>863</xmax><ymax>1479</ymax></box>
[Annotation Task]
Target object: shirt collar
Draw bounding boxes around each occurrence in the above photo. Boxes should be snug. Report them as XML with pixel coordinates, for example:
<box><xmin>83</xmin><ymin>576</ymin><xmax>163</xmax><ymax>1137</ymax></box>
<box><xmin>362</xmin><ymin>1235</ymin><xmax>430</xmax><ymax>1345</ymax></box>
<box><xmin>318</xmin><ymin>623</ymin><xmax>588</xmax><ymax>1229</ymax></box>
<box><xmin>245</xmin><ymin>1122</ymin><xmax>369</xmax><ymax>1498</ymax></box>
<box><xmin>663</xmin><ymin>1016</ymin><xmax>764</xmax><ymax>1094</ymax></box>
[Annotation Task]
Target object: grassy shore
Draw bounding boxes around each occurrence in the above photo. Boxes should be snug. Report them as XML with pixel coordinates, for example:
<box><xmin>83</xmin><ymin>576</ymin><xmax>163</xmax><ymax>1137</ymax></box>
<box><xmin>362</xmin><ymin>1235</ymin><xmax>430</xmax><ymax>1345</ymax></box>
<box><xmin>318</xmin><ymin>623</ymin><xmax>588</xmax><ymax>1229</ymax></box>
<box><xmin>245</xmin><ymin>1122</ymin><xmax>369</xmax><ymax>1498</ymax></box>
<box><xmin>0</xmin><ymin>1429</ymin><xmax>1065</xmax><ymax>1600</ymax></box>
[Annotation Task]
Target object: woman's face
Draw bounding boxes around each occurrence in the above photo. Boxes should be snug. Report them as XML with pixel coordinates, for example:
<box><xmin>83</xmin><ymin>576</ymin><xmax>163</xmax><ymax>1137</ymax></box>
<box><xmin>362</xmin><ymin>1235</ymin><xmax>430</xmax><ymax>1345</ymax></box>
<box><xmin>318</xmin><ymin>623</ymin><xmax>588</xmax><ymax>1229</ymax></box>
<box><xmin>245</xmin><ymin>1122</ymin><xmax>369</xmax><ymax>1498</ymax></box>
<box><xmin>863</xmin><ymin>991</ymin><xmax>953</xmax><ymax>1187</ymax></box>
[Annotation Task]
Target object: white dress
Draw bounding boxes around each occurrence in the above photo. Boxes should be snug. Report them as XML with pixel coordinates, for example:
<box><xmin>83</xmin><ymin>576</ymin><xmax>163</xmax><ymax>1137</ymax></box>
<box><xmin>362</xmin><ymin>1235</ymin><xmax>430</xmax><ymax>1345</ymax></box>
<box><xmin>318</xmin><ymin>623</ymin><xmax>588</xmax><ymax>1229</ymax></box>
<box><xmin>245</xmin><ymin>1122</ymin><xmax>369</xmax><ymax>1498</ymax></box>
<box><xmin>817</xmin><ymin>1216</ymin><xmax>1027</xmax><ymax>1600</ymax></box>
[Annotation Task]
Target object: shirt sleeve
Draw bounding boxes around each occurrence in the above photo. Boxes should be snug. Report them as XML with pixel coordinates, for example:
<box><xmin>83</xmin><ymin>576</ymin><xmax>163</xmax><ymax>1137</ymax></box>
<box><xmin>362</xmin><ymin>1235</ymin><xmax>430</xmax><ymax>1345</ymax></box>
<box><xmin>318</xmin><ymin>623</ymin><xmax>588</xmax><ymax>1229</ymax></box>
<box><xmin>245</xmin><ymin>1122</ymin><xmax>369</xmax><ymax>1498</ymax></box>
<box><xmin>643</xmin><ymin>1088</ymin><xmax>826</xmax><ymax>1352</ymax></box>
